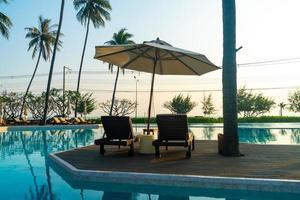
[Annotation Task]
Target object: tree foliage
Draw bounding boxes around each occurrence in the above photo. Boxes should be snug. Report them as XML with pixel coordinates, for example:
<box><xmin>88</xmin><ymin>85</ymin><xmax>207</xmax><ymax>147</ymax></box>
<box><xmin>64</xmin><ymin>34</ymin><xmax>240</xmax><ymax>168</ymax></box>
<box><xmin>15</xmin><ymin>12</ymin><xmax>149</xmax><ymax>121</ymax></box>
<box><xmin>73</xmin><ymin>0</ymin><xmax>111</xmax><ymax>28</ymax></box>
<box><xmin>0</xmin><ymin>89</ymin><xmax>96</xmax><ymax>120</ymax></box>
<box><xmin>201</xmin><ymin>94</ymin><xmax>216</xmax><ymax>116</ymax></box>
<box><xmin>237</xmin><ymin>87</ymin><xmax>275</xmax><ymax>117</ymax></box>
<box><xmin>288</xmin><ymin>89</ymin><xmax>300</xmax><ymax>113</ymax></box>
<box><xmin>0</xmin><ymin>0</ymin><xmax>13</xmax><ymax>39</ymax></box>
<box><xmin>104</xmin><ymin>28</ymin><xmax>135</xmax><ymax>116</ymax></box>
<box><xmin>100</xmin><ymin>98</ymin><xmax>136</xmax><ymax>116</ymax></box>
<box><xmin>0</xmin><ymin>91</ymin><xmax>22</xmax><ymax>119</ymax></box>
<box><xmin>27</xmin><ymin>92</ymin><xmax>53</xmax><ymax>119</ymax></box>
<box><xmin>76</xmin><ymin>93</ymin><xmax>97</xmax><ymax>116</ymax></box>
<box><xmin>163</xmin><ymin>94</ymin><xmax>197</xmax><ymax>114</ymax></box>
<box><xmin>25</xmin><ymin>15</ymin><xmax>62</xmax><ymax>60</ymax></box>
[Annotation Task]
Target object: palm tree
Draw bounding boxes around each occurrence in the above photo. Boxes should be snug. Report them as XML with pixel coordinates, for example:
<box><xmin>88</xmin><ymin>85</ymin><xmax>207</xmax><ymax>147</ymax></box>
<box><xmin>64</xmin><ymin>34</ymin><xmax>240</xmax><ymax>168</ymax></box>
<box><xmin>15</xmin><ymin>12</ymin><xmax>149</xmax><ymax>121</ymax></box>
<box><xmin>0</xmin><ymin>0</ymin><xmax>13</xmax><ymax>39</ymax></box>
<box><xmin>278</xmin><ymin>102</ymin><xmax>286</xmax><ymax>116</ymax></box>
<box><xmin>73</xmin><ymin>0</ymin><xmax>112</xmax><ymax>117</ymax></box>
<box><xmin>105</xmin><ymin>28</ymin><xmax>134</xmax><ymax>115</ymax></box>
<box><xmin>221</xmin><ymin>0</ymin><xmax>240</xmax><ymax>156</ymax></box>
<box><xmin>42</xmin><ymin>0</ymin><xmax>65</xmax><ymax>125</ymax></box>
<box><xmin>20</xmin><ymin>16</ymin><xmax>62</xmax><ymax>119</ymax></box>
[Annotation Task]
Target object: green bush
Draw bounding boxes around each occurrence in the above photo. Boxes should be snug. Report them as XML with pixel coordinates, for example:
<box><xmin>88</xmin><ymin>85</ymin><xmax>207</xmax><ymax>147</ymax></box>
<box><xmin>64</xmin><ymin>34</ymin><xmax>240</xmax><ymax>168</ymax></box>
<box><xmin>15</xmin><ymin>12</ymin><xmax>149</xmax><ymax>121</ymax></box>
<box><xmin>89</xmin><ymin>116</ymin><xmax>300</xmax><ymax>124</ymax></box>
<box><xmin>237</xmin><ymin>116</ymin><xmax>300</xmax><ymax>123</ymax></box>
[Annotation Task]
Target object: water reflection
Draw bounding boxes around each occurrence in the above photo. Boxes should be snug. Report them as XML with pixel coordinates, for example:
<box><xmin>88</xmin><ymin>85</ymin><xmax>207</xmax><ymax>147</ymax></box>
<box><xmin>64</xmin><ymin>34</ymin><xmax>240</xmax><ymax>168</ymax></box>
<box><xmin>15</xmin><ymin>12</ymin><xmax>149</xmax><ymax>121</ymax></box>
<box><xmin>1</xmin><ymin>127</ymin><xmax>300</xmax><ymax>199</ymax></box>
<box><xmin>158</xmin><ymin>194</ymin><xmax>189</xmax><ymax>200</ymax></box>
<box><xmin>0</xmin><ymin>129</ymin><xmax>98</xmax><ymax>199</ymax></box>
<box><xmin>239</xmin><ymin>128</ymin><xmax>276</xmax><ymax>144</ymax></box>
<box><xmin>202</xmin><ymin>127</ymin><xmax>215</xmax><ymax>140</ymax></box>
<box><xmin>291</xmin><ymin>129</ymin><xmax>300</xmax><ymax>144</ymax></box>
<box><xmin>0</xmin><ymin>129</ymin><xmax>97</xmax><ymax>159</ymax></box>
<box><xmin>102</xmin><ymin>191</ymin><xmax>132</xmax><ymax>200</ymax></box>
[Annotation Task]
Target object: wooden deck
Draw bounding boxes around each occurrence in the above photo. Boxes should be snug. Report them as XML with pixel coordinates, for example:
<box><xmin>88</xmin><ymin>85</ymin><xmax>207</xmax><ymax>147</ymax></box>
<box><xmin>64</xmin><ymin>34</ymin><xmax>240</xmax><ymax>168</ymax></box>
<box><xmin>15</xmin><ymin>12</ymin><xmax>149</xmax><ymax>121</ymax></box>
<box><xmin>55</xmin><ymin>140</ymin><xmax>300</xmax><ymax>180</ymax></box>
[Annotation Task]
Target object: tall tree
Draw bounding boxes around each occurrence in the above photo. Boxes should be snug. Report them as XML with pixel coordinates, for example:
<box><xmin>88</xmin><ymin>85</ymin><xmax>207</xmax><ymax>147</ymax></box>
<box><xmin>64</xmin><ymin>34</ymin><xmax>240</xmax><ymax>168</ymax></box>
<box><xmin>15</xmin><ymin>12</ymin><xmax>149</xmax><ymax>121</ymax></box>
<box><xmin>0</xmin><ymin>0</ymin><xmax>13</xmax><ymax>39</ymax></box>
<box><xmin>288</xmin><ymin>89</ymin><xmax>300</xmax><ymax>113</ymax></box>
<box><xmin>42</xmin><ymin>0</ymin><xmax>65</xmax><ymax>125</ymax></box>
<box><xmin>105</xmin><ymin>28</ymin><xmax>134</xmax><ymax>115</ymax></box>
<box><xmin>73</xmin><ymin>0</ymin><xmax>112</xmax><ymax>117</ymax></box>
<box><xmin>201</xmin><ymin>93</ymin><xmax>216</xmax><ymax>116</ymax></box>
<box><xmin>221</xmin><ymin>0</ymin><xmax>240</xmax><ymax>156</ymax></box>
<box><xmin>20</xmin><ymin>16</ymin><xmax>62</xmax><ymax>119</ymax></box>
<box><xmin>163</xmin><ymin>94</ymin><xmax>197</xmax><ymax>114</ymax></box>
<box><xmin>278</xmin><ymin>102</ymin><xmax>286</xmax><ymax>117</ymax></box>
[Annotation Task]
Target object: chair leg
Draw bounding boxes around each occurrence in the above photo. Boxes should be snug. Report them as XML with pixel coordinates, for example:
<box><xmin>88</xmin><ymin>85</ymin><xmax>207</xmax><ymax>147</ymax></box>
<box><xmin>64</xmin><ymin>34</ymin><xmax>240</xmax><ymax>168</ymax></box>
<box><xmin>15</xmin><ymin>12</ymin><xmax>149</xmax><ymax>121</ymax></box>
<box><xmin>192</xmin><ymin>138</ymin><xmax>195</xmax><ymax>150</ymax></box>
<box><xmin>100</xmin><ymin>145</ymin><xmax>105</xmax><ymax>155</ymax></box>
<box><xmin>186</xmin><ymin>145</ymin><xmax>191</xmax><ymax>158</ymax></box>
<box><xmin>155</xmin><ymin>145</ymin><xmax>161</xmax><ymax>158</ymax></box>
<box><xmin>128</xmin><ymin>143</ymin><xmax>134</xmax><ymax>156</ymax></box>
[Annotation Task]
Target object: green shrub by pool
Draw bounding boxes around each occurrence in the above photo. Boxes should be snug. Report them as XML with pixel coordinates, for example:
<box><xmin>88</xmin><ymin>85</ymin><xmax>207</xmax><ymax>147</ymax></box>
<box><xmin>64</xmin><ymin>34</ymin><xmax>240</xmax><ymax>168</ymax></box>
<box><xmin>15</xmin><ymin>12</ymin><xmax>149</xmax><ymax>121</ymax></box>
<box><xmin>89</xmin><ymin>116</ymin><xmax>300</xmax><ymax>124</ymax></box>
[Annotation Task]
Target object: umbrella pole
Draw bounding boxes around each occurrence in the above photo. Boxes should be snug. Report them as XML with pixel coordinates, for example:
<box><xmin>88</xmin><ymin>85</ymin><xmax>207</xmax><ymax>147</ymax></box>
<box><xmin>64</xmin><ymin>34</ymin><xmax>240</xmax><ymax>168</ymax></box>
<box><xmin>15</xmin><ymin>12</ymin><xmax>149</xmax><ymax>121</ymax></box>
<box><xmin>146</xmin><ymin>59</ymin><xmax>158</xmax><ymax>135</ymax></box>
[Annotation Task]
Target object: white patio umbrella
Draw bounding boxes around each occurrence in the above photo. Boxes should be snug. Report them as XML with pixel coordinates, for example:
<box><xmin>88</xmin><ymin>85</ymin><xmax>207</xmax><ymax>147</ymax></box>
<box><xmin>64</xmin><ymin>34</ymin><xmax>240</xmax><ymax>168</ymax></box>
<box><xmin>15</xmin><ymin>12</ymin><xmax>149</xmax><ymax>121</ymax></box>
<box><xmin>94</xmin><ymin>38</ymin><xmax>220</xmax><ymax>134</ymax></box>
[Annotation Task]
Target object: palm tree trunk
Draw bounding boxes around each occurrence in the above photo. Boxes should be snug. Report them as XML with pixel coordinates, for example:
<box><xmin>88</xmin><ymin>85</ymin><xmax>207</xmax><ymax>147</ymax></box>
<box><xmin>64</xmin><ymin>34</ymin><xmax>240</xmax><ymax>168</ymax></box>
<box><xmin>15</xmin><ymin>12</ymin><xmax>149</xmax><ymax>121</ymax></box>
<box><xmin>42</xmin><ymin>0</ymin><xmax>65</xmax><ymax>125</ymax></box>
<box><xmin>20</xmin><ymin>49</ymin><xmax>42</xmax><ymax>119</ymax></box>
<box><xmin>109</xmin><ymin>67</ymin><xmax>120</xmax><ymax>116</ymax></box>
<box><xmin>75</xmin><ymin>18</ymin><xmax>90</xmax><ymax>117</ymax></box>
<box><xmin>221</xmin><ymin>0</ymin><xmax>240</xmax><ymax>156</ymax></box>
<box><xmin>42</xmin><ymin>131</ymin><xmax>54</xmax><ymax>200</ymax></box>
<box><xmin>20</xmin><ymin>132</ymin><xmax>40</xmax><ymax>199</ymax></box>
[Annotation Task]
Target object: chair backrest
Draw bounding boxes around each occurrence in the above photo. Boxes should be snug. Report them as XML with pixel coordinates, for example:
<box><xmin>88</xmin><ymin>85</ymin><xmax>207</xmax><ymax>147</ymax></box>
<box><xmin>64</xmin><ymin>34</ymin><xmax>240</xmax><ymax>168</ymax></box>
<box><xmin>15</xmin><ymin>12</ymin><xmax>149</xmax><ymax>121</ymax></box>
<box><xmin>101</xmin><ymin>116</ymin><xmax>133</xmax><ymax>140</ymax></box>
<box><xmin>157</xmin><ymin>114</ymin><xmax>188</xmax><ymax>141</ymax></box>
<box><xmin>53</xmin><ymin>117</ymin><xmax>61</xmax><ymax>124</ymax></box>
<box><xmin>73</xmin><ymin>117</ymin><xmax>81</xmax><ymax>123</ymax></box>
<box><xmin>78</xmin><ymin>117</ymin><xmax>86</xmax><ymax>123</ymax></box>
<box><xmin>59</xmin><ymin>117</ymin><xmax>67</xmax><ymax>123</ymax></box>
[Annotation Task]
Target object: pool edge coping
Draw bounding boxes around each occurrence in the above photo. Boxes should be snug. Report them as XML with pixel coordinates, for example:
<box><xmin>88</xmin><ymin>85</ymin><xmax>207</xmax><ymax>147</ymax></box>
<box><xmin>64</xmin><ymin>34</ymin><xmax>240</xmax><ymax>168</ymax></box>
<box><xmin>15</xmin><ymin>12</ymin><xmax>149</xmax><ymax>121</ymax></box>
<box><xmin>49</xmin><ymin>151</ymin><xmax>300</xmax><ymax>194</ymax></box>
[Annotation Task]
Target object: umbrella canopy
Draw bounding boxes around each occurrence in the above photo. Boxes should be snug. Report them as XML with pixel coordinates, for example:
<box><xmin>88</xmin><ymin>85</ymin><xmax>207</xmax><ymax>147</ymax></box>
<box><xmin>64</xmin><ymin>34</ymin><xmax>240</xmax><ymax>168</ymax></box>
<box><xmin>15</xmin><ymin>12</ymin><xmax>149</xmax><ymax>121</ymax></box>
<box><xmin>95</xmin><ymin>38</ymin><xmax>219</xmax><ymax>76</ymax></box>
<box><xmin>94</xmin><ymin>38</ymin><xmax>220</xmax><ymax>133</ymax></box>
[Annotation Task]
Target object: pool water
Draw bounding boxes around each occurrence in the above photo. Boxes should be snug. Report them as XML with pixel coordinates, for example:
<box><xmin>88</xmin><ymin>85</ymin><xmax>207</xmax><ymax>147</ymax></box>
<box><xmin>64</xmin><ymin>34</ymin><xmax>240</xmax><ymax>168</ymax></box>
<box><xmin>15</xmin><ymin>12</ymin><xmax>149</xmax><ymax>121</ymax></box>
<box><xmin>0</xmin><ymin>124</ymin><xmax>300</xmax><ymax>199</ymax></box>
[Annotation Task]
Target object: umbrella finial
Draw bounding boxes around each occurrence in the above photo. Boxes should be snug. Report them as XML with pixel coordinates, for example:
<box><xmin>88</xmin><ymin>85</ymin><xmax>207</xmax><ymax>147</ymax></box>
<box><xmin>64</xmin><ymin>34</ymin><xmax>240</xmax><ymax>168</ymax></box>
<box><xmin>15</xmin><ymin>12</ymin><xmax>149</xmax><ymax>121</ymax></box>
<box><xmin>156</xmin><ymin>37</ymin><xmax>160</xmax><ymax>41</ymax></box>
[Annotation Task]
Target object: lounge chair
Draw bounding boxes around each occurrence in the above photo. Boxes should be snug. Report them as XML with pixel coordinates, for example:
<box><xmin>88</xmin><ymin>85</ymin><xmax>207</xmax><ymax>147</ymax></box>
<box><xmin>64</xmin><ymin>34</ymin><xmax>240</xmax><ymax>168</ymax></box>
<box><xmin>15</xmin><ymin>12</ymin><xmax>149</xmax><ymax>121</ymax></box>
<box><xmin>70</xmin><ymin>117</ymin><xmax>82</xmax><ymax>124</ymax></box>
<box><xmin>94</xmin><ymin>116</ymin><xmax>134</xmax><ymax>156</ymax></box>
<box><xmin>0</xmin><ymin>118</ymin><xmax>6</xmax><ymax>126</ymax></box>
<box><xmin>8</xmin><ymin>117</ymin><xmax>30</xmax><ymax>125</ymax></box>
<box><xmin>70</xmin><ymin>117</ymin><xmax>91</xmax><ymax>124</ymax></box>
<box><xmin>152</xmin><ymin>114</ymin><xmax>195</xmax><ymax>158</ymax></box>
<box><xmin>58</xmin><ymin>117</ymin><xmax>71</xmax><ymax>124</ymax></box>
<box><xmin>78</xmin><ymin>117</ymin><xmax>91</xmax><ymax>124</ymax></box>
<box><xmin>49</xmin><ymin>117</ymin><xmax>69</xmax><ymax>125</ymax></box>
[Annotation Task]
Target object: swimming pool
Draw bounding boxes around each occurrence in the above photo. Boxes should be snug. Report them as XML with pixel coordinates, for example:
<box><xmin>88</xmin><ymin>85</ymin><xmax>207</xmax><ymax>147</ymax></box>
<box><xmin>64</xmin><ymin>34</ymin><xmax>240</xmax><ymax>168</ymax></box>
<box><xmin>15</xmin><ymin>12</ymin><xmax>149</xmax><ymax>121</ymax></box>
<box><xmin>0</xmin><ymin>124</ymin><xmax>299</xmax><ymax>199</ymax></box>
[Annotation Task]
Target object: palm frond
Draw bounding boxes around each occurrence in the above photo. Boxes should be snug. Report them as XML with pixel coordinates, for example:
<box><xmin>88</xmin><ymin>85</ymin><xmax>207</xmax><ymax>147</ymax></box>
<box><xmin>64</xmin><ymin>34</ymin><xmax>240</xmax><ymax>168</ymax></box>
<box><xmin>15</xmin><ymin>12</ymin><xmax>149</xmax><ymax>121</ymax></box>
<box><xmin>73</xmin><ymin>0</ymin><xmax>111</xmax><ymax>28</ymax></box>
<box><xmin>0</xmin><ymin>0</ymin><xmax>10</xmax><ymax>4</ymax></box>
<box><xmin>25</xmin><ymin>15</ymin><xmax>63</xmax><ymax>61</ymax></box>
<box><xmin>0</xmin><ymin>12</ymin><xmax>12</xmax><ymax>39</ymax></box>
<box><xmin>104</xmin><ymin>28</ymin><xmax>135</xmax><ymax>75</ymax></box>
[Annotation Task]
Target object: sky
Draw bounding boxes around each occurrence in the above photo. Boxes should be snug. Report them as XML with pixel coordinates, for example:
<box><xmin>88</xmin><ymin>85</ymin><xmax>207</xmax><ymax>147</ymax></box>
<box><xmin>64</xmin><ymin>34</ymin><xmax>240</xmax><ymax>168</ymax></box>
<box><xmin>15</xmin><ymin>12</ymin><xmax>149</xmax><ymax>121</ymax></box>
<box><xmin>1</xmin><ymin>0</ymin><xmax>300</xmax><ymax>117</ymax></box>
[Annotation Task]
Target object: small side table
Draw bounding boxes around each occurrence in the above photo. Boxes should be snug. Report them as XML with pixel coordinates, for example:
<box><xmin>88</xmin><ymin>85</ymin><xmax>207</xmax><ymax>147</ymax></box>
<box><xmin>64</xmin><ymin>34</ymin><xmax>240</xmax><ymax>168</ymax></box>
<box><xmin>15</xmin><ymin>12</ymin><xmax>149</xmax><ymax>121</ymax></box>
<box><xmin>139</xmin><ymin>134</ymin><xmax>155</xmax><ymax>154</ymax></box>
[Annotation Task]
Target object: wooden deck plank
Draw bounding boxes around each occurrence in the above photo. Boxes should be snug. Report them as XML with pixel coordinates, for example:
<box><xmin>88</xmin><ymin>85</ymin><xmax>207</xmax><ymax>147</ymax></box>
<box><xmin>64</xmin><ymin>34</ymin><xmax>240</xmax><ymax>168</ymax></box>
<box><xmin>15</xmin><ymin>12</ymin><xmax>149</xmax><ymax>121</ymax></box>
<box><xmin>55</xmin><ymin>141</ymin><xmax>300</xmax><ymax>180</ymax></box>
